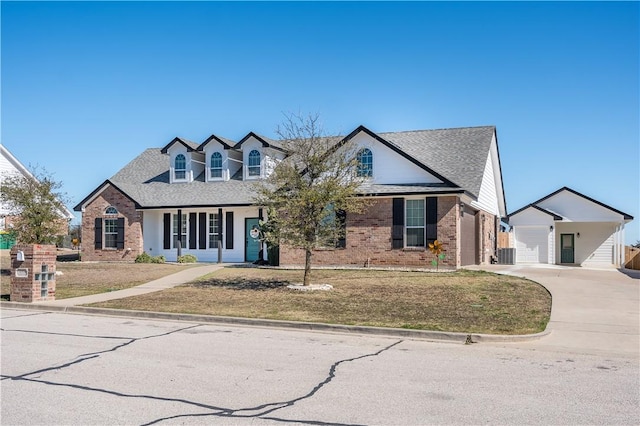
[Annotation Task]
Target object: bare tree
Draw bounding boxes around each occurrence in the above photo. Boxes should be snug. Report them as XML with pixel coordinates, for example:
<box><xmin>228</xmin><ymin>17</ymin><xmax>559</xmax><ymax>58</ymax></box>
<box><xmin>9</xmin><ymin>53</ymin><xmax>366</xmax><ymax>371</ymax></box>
<box><xmin>0</xmin><ymin>166</ymin><xmax>70</xmax><ymax>244</ymax></box>
<box><xmin>255</xmin><ymin>113</ymin><xmax>370</xmax><ymax>286</ymax></box>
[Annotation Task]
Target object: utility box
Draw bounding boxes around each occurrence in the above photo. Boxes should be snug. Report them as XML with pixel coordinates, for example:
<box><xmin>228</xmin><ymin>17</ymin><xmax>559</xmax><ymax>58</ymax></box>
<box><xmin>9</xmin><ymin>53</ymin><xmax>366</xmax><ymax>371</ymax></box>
<box><xmin>10</xmin><ymin>244</ymin><xmax>57</xmax><ymax>302</ymax></box>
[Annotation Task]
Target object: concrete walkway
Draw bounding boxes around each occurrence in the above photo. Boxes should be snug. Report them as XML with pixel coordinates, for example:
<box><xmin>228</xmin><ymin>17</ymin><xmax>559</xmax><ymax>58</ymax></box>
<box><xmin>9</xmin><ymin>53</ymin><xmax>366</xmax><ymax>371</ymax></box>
<box><xmin>469</xmin><ymin>264</ymin><xmax>640</xmax><ymax>358</ymax></box>
<box><xmin>34</xmin><ymin>263</ymin><xmax>226</xmax><ymax>307</ymax></box>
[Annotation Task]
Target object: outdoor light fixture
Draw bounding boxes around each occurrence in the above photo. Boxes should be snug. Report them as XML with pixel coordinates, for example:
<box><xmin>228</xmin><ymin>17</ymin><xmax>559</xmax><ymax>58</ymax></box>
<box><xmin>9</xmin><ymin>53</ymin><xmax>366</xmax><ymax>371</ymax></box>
<box><xmin>459</xmin><ymin>202</ymin><xmax>464</xmax><ymax>216</ymax></box>
<box><xmin>550</xmin><ymin>225</ymin><xmax>554</xmax><ymax>232</ymax></box>
<box><xmin>577</xmin><ymin>232</ymin><xmax>580</xmax><ymax>238</ymax></box>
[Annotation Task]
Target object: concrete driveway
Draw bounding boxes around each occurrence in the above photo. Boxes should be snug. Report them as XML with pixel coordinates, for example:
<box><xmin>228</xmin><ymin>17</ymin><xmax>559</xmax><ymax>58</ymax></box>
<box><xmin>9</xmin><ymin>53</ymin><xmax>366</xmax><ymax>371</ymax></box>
<box><xmin>471</xmin><ymin>265</ymin><xmax>640</xmax><ymax>358</ymax></box>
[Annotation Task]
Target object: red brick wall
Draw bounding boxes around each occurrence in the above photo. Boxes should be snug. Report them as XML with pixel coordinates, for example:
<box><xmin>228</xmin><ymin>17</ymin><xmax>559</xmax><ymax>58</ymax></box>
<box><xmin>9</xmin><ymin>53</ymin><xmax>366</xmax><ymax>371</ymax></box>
<box><xmin>477</xmin><ymin>212</ymin><xmax>497</xmax><ymax>264</ymax></box>
<box><xmin>279</xmin><ymin>196</ymin><xmax>461</xmax><ymax>269</ymax></box>
<box><xmin>81</xmin><ymin>185</ymin><xmax>143</xmax><ymax>261</ymax></box>
<box><xmin>10</xmin><ymin>244</ymin><xmax>56</xmax><ymax>302</ymax></box>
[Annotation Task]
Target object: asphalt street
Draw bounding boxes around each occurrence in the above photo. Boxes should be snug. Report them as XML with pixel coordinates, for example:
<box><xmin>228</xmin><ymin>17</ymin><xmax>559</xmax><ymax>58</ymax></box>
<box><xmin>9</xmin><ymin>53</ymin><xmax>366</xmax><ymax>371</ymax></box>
<box><xmin>2</xmin><ymin>308</ymin><xmax>638</xmax><ymax>425</ymax></box>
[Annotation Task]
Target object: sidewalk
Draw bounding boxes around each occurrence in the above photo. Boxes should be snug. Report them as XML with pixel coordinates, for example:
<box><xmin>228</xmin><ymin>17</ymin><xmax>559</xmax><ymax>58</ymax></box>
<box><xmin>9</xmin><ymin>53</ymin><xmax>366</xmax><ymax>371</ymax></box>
<box><xmin>35</xmin><ymin>263</ymin><xmax>226</xmax><ymax>307</ymax></box>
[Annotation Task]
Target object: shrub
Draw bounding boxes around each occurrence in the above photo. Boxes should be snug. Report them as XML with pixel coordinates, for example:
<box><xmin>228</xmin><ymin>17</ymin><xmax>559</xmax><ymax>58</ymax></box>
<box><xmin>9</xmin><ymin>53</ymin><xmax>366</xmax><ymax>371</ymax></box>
<box><xmin>135</xmin><ymin>252</ymin><xmax>166</xmax><ymax>264</ymax></box>
<box><xmin>177</xmin><ymin>254</ymin><xmax>197</xmax><ymax>263</ymax></box>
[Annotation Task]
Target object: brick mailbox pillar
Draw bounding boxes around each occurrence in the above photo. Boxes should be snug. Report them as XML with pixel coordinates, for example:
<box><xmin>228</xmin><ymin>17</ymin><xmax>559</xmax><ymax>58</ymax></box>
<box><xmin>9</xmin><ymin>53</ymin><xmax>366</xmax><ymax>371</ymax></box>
<box><xmin>10</xmin><ymin>244</ymin><xmax>57</xmax><ymax>302</ymax></box>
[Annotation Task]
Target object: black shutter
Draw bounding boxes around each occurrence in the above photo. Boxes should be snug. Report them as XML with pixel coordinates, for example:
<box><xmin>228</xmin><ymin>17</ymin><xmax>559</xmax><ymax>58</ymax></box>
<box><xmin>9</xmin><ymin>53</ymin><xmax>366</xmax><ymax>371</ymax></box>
<box><xmin>336</xmin><ymin>209</ymin><xmax>346</xmax><ymax>248</ymax></box>
<box><xmin>94</xmin><ymin>218</ymin><xmax>102</xmax><ymax>249</ymax></box>
<box><xmin>189</xmin><ymin>213</ymin><xmax>197</xmax><ymax>249</ymax></box>
<box><xmin>392</xmin><ymin>198</ymin><xmax>404</xmax><ymax>249</ymax></box>
<box><xmin>163</xmin><ymin>213</ymin><xmax>171</xmax><ymax>249</ymax></box>
<box><xmin>218</xmin><ymin>208</ymin><xmax>223</xmax><ymax>246</ymax></box>
<box><xmin>199</xmin><ymin>213</ymin><xmax>207</xmax><ymax>249</ymax></box>
<box><xmin>177</xmin><ymin>210</ymin><xmax>183</xmax><ymax>249</ymax></box>
<box><xmin>426</xmin><ymin>197</ymin><xmax>438</xmax><ymax>244</ymax></box>
<box><xmin>225</xmin><ymin>211</ymin><xmax>234</xmax><ymax>249</ymax></box>
<box><xmin>116</xmin><ymin>218</ymin><xmax>125</xmax><ymax>250</ymax></box>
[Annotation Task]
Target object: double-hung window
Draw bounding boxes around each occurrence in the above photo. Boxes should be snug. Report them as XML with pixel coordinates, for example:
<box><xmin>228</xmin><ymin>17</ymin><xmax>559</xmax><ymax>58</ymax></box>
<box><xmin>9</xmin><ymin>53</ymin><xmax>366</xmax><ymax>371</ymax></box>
<box><xmin>210</xmin><ymin>152</ymin><xmax>222</xmax><ymax>179</ymax></box>
<box><xmin>248</xmin><ymin>150</ymin><xmax>261</xmax><ymax>177</ymax></box>
<box><xmin>104</xmin><ymin>218</ymin><xmax>118</xmax><ymax>248</ymax></box>
<box><xmin>173</xmin><ymin>213</ymin><xmax>187</xmax><ymax>248</ymax></box>
<box><xmin>104</xmin><ymin>206</ymin><xmax>119</xmax><ymax>249</ymax></box>
<box><xmin>209</xmin><ymin>213</ymin><xmax>220</xmax><ymax>248</ymax></box>
<box><xmin>405</xmin><ymin>199</ymin><xmax>425</xmax><ymax>247</ymax></box>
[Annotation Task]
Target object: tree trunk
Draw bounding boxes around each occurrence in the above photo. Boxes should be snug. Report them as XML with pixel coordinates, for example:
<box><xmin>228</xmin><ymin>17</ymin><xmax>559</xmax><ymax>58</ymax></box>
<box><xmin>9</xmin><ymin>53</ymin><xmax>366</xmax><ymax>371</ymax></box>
<box><xmin>303</xmin><ymin>249</ymin><xmax>312</xmax><ymax>286</ymax></box>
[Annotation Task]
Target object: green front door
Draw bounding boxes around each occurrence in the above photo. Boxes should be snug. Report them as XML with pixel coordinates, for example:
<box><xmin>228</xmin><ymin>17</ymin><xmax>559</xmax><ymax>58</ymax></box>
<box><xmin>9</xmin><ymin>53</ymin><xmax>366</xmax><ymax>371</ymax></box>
<box><xmin>560</xmin><ymin>233</ymin><xmax>575</xmax><ymax>263</ymax></box>
<box><xmin>245</xmin><ymin>218</ymin><xmax>261</xmax><ymax>262</ymax></box>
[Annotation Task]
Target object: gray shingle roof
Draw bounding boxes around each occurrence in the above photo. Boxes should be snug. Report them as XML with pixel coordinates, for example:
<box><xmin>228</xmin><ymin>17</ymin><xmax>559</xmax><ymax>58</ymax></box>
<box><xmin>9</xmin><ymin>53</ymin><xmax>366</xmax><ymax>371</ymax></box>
<box><xmin>78</xmin><ymin>125</ymin><xmax>497</xmax><ymax>210</ymax></box>
<box><xmin>109</xmin><ymin>149</ymin><xmax>258</xmax><ymax>208</ymax></box>
<box><xmin>379</xmin><ymin>126</ymin><xmax>495</xmax><ymax>198</ymax></box>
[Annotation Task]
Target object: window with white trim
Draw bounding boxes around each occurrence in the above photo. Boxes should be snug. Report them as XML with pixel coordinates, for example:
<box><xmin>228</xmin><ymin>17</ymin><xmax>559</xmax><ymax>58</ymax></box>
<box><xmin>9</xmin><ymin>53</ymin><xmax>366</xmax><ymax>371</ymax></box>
<box><xmin>248</xmin><ymin>150</ymin><xmax>261</xmax><ymax>177</ymax></box>
<box><xmin>210</xmin><ymin>152</ymin><xmax>223</xmax><ymax>179</ymax></box>
<box><xmin>104</xmin><ymin>206</ymin><xmax>119</xmax><ymax>249</ymax></box>
<box><xmin>357</xmin><ymin>148</ymin><xmax>373</xmax><ymax>177</ymax></box>
<box><xmin>405</xmin><ymin>199</ymin><xmax>425</xmax><ymax>247</ymax></box>
<box><xmin>172</xmin><ymin>213</ymin><xmax>187</xmax><ymax>248</ymax></box>
<box><xmin>174</xmin><ymin>154</ymin><xmax>186</xmax><ymax>180</ymax></box>
<box><xmin>209</xmin><ymin>213</ymin><xmax>220</xmax><ymax>248</ymax></box>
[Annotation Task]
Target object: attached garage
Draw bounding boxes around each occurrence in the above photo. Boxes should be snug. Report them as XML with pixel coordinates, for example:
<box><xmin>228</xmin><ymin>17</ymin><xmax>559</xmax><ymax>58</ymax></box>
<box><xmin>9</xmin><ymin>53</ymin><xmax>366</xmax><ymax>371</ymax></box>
<box><xmin>508</xmin><ymin>187</ymin><xmax>633</xmax><ymax>268</ymax></box>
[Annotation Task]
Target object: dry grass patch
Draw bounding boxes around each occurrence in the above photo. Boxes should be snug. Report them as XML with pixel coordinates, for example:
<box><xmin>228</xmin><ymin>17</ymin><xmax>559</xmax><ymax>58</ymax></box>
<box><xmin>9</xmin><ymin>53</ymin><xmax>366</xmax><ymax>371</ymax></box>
<box><xmin>1</xmin><ymin>249</ymin><xmax>197</xmax><ymax>299</ymax></box>
<box><xmin>91</xmin><ymin>267</ymin><xmax>551</xmax><ymax>335</ymax></box>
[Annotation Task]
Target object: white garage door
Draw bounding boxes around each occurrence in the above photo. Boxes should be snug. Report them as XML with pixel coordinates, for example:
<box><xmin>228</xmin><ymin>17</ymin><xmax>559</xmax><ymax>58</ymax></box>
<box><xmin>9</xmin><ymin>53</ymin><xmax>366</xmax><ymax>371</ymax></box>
<box><xmin>515</xmin><ymin>227</ymin><xmax>548</xmax><ymax>263</ymax></box>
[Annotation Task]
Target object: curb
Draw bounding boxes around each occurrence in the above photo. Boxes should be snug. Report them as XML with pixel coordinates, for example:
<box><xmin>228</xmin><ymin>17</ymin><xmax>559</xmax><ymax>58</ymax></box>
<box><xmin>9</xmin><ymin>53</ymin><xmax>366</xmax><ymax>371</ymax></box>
<box><xmin>1</xmin><ymin>301</ymin><xmax>551</xmax><ymax>344</ymax></box>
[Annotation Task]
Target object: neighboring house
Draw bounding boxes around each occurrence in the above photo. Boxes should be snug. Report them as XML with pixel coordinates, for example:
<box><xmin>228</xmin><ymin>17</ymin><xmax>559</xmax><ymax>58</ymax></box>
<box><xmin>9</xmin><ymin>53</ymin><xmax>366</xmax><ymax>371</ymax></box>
<box><xmin>74</xmin><ymin>125</ymin><xmax>507</xmax><ymax>268</ymax></box>
<box><xmin>508</xmin><ymin>187</ymin><xmax>633</xmax><ymax>268</ymax></box>
<box><xmin>0</xmin><ymin>144</ymin><xmax>74</xmax><ymax>243</ymax></box>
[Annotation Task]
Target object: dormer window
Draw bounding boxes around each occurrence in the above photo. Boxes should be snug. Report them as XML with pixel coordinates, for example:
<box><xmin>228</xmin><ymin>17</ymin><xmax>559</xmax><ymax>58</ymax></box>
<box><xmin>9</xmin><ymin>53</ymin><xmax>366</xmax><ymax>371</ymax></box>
<box><xmin>210</xmin><ymin>152</ymin><xmax>223</xmax><ymax>179</ymax></box>
<box><xmin>357</xmin><ymin>148</ymin><xmax>373</xmax><ymax>177</ymax></box>
<box><xmin>248</xmin><ymin>150</ymin><xmax>261</xmax><ymax>177</ymax></box>
<box><xmin>174</xmin><ymin>154</ymin><xmax>187</xmax><ymax>180</ymax></box>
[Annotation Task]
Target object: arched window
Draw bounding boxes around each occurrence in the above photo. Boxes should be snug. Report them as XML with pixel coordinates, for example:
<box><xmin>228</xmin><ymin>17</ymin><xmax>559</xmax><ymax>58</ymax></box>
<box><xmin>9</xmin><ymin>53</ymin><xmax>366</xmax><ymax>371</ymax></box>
<box><xmin>103</xmin><ymin>206</ymin><xmax>119</xmax><ymax>248</ymax></box>
<box><xmin>210</xmin><ymin>152</ymin><xmax>223</xmax><ymax>178</ymax></box>
<box><xmin>104</xmin><ymin>206</ymin><xmax>118</xmax><ymax>215</ymax></box>
<box><xmin>357</xmin><ymin>148</ymin><xmax>373</xmax><ymax>177</ymax></box>
<box><xmin>248</xmin><ymin>150</ymin><xmax>261</xmax><ymax>177</ymax></box>
<box><xmin>174</xmin><ymin>154</ymin><xmax>186</xmax><ymax>180</ymax></box>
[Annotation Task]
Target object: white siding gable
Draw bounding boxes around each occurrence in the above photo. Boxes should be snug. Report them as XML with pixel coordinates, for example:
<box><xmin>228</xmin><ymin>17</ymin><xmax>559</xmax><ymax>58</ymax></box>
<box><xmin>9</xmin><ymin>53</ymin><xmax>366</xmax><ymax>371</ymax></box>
<box><xmin>349</xmin><ymin>132</ymin><xmax>443</xmax><ymax>185</ymax></box>
<box><xmin>509</xmin><ymin>207</ymin><xmax>555</xmax><ymax>227</ymax></box>
<box><xmin>241</xmin><ymin>138</ymin><xmax>264</xmax><ymax>180</ymax></box>
<box><xmin>167</xmin><ymin>145</ymin><xmax>204</xmax><ymax>183</ymax></box>
<box><xmin>538</xmin><ymin>190</ymin><xmax>625</xmax><ymax>222</ymax></box>
<box><xmin>0</xmin><ymin>145</ymin><xmax>26</xmax><ymax>215</ymax></box>
<box><xmin>470</xmin><ymin>133</ymin><xmax>505</xmax><ymax>216</ymax></box>
<box><xmin>203</xmin><ymin>142</ymin><xmax>230</xmax><ymax>181</ymax></box>
<box><xmin>240</xmin><ymin>138</ymin><xmax>284</xmax><ymax>180</ymax></box>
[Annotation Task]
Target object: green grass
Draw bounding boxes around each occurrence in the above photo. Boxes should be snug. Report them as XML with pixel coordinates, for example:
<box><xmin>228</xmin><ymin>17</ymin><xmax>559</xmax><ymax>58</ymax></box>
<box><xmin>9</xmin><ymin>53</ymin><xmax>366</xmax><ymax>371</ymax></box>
<box><xmin>90</xmin><ymin>267</ymin><xmax>551</xmax><ymax>335</ymax></box>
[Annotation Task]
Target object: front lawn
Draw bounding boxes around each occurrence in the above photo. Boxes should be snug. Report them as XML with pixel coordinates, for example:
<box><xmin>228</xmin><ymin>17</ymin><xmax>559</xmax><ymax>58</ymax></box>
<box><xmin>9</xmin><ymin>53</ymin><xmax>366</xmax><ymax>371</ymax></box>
<box><xmin>90</xmin><ymin>267</ymin><xmax>551</xmax><ymax>335</ymax></box>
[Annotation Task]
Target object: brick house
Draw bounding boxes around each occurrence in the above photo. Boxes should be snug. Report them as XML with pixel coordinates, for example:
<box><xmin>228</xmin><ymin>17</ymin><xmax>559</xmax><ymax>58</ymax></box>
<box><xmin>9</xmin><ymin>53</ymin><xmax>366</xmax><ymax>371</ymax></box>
<box><xmin>74</xmin><ymin>125</ymin><xmax>507</xmax><ymax>268</ymax></box>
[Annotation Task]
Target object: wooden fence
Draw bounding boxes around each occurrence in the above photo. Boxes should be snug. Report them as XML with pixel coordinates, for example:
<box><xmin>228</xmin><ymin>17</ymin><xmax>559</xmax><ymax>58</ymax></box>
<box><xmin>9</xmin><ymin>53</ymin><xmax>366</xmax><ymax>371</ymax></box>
<box><xmin>625</xmin><ymin>246</ymin><xmax>640</xmax><ymax>270</ymax></box>
<box><xmin>498</xmin><ymin>232</ymin><xmax>512</xmax><ymax>248</ymax></box>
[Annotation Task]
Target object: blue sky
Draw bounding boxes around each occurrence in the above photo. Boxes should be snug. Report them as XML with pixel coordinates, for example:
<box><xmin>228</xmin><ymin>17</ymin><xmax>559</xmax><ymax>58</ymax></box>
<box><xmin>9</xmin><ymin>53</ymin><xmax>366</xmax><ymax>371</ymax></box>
<box><xmin>2</xmin><ymin>1</ymin><xmax>638</xmax><ymax>243</ymax></box>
